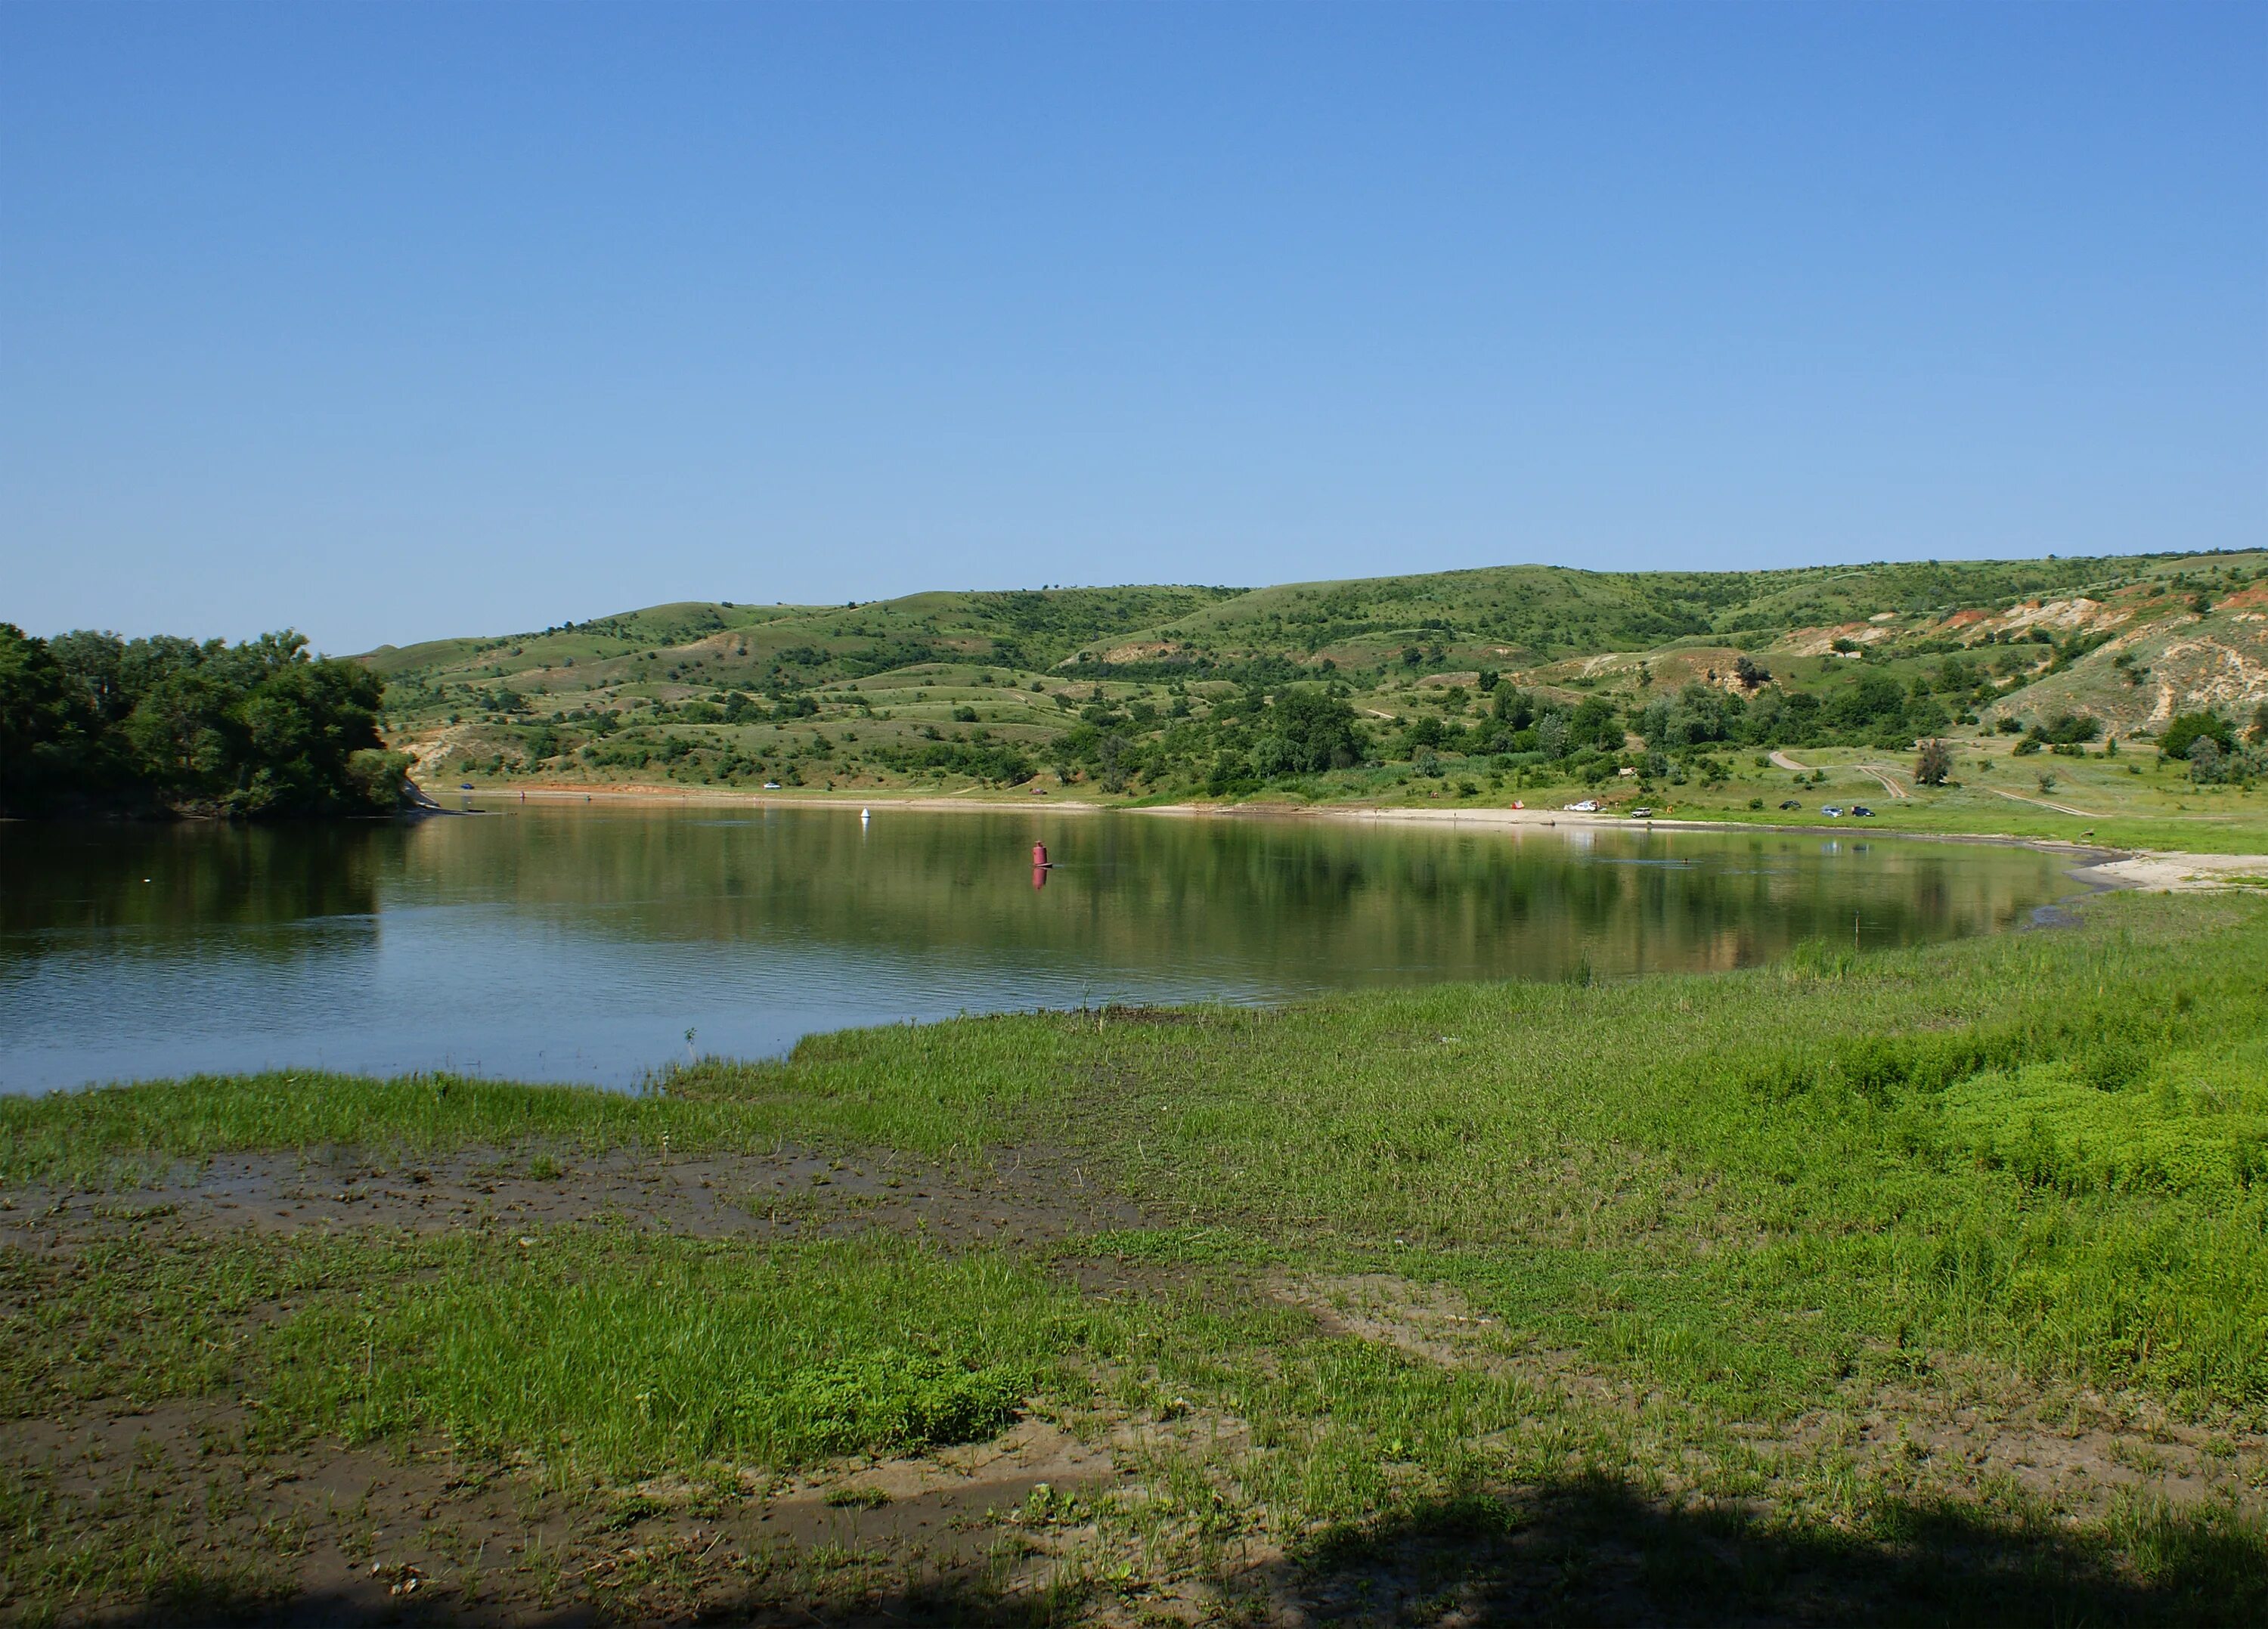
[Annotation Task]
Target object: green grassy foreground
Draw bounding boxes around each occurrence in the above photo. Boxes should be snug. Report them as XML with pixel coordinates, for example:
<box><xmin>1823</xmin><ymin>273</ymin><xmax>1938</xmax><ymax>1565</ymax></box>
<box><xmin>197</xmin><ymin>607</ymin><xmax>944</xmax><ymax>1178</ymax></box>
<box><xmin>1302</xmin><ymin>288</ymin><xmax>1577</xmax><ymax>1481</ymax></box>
<box><xmin>5</xmin><ymin>890</ymin><xmax>2267</xmax><ymax>1622</ymax></box>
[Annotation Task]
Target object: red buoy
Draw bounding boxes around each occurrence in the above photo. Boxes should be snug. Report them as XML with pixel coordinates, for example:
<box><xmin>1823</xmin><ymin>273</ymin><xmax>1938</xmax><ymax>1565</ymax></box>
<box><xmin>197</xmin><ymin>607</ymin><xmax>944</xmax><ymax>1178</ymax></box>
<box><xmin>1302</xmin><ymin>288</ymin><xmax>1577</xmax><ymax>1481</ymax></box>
<box><xmin>1032</xmin><ymin>842</ymin><xmax>1049</xmax><ymax>867</ymax></box>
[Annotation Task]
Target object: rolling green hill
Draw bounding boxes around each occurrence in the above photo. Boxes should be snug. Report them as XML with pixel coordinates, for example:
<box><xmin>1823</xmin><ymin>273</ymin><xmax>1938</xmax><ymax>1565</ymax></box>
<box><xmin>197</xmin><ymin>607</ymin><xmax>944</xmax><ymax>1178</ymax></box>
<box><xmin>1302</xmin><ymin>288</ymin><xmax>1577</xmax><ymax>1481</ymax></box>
<box><xmin>363</xmin><ymin>550</ymin><xmax>2268</xmax><ymax>816</ymax></box>
<box><xmin>1060</xmin><ymin>553</ymin><xmax>2264</xmax><ymax>677</ymax></box>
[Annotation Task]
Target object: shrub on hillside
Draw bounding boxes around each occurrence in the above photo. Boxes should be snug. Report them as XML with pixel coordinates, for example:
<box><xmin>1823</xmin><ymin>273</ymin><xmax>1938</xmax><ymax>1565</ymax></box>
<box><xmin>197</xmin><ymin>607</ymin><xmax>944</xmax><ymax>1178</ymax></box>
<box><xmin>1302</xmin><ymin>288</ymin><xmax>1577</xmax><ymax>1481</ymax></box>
<box><xmin>2161</xmin><ymin>712</ymin><xmax>2234</xmax><ymax>762</ymax></box>
<box><xmin>2035</xmin><ymin>713</ymin><xmax>2101</xmax><ymax>745</ymax></box>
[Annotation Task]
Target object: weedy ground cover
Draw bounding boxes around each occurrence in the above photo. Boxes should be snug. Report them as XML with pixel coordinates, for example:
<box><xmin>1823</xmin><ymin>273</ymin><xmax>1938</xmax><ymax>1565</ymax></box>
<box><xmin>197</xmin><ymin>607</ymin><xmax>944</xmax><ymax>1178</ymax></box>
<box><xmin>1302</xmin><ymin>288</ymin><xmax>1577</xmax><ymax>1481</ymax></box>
<box><xmin>2</xmin><ymin>889</ymin><xmax>2264</xmax><ymax>1623</ymax></box>
<box><xmin>264</xmin><ymin>1231</ymin><xmax>1101</xmax><ymax>1476</ymax></box>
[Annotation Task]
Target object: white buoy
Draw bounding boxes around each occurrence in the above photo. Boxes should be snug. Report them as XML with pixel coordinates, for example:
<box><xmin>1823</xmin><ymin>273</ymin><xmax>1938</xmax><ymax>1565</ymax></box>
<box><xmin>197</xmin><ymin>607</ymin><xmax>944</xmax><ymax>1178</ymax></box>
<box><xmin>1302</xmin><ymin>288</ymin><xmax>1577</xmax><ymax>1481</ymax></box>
<box><xmin>860</xmin><ymin>807</ymin><xmax>871</xmax><ymax>823</ymax></box>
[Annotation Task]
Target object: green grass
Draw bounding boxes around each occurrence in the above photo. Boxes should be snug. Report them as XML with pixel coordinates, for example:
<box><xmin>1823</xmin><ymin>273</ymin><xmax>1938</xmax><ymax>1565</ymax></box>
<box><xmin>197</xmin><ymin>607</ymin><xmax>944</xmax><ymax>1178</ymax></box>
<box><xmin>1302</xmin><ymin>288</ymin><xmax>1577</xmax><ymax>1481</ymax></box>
<box><xmin>0</xmin><ymin>1070</ymin><xmax>758</xmax><ymax>1188</ymax></box>
<box><xmin>14</xmin><ymin>893</ymin><xmax>2268</xmax><ymax>1420</ymax></box>
<box><xmin>8</xmin><ymin>890</ymin><xmax>2268</xmax><ymax>1620</ymax></box>
<box><xmin>0</xmin><ymin>1232</ymin><xmax>358</xmax><ymax>1416</ymax></box>
<box><xmin>265</xmin><ymin>1231</ymin><xmax>1105</xmax><ymax>1477</ymax></box>
<box><xmin>1564</xmin><ymin>741</ymin><xmax>2268</xmax><ymax>853</ymax></box>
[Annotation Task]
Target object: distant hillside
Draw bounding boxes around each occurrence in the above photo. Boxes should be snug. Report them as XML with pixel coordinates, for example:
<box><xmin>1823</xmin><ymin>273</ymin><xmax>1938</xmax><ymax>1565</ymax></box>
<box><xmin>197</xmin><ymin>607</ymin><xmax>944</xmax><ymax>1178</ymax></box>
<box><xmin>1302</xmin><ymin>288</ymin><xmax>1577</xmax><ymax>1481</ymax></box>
<box><xmin>1057</xmin><ymin>555</ymin><xmax>2260</xmax><ymax>683</ymax></box>
<box><xmin>362</xmin><ymin>551</ymin><xmax>2268</xmax><ymax>801</ymax></box>
<box><xmin>363</xmin><ymin>586</ymin><xmax>1237</xmax><ymax>689</ymax></box>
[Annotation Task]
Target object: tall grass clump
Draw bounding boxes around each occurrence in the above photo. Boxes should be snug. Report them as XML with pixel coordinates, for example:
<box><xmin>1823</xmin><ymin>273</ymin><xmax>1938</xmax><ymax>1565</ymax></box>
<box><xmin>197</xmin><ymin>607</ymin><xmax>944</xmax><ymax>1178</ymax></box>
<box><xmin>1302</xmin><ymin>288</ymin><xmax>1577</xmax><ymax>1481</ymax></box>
<box><xmin>263</xmin><ymin>1231</ymin><xmax>1115</xmax><ymax>1477</ymax></box>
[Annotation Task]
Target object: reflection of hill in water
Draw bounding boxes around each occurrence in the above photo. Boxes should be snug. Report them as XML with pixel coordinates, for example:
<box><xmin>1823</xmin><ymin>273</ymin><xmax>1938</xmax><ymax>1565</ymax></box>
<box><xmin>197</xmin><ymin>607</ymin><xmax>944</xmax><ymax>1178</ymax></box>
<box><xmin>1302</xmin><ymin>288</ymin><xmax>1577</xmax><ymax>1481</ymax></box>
<box><xmin>378</xmin><ymin>810</ymin><xmax>2059</xmax><ymax>988</ymax></box>
<box><xmin>0</xmin><ymin>809</ymin><xmax>2071</xmax><ymax>1092</ymax></box>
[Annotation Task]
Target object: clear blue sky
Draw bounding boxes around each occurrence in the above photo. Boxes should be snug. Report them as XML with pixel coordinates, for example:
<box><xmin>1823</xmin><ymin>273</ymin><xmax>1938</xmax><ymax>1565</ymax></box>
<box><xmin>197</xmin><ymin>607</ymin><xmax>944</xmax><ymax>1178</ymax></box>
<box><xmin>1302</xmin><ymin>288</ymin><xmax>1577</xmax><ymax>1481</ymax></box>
<box><xmin>4</xmin><ymin>2</ymin><xmax>2262</xmax><ymax>653</ymax></box>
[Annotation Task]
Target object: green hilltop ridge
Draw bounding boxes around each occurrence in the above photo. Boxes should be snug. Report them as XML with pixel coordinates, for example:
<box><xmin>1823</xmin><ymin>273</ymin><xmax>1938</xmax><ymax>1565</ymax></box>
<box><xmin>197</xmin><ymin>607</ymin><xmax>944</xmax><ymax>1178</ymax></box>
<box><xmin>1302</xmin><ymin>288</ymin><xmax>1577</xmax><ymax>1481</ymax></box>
<box><xmin>365</xmin><ymin>551</ymin><xmax>2268</xmax><ymax>846</ymax></box>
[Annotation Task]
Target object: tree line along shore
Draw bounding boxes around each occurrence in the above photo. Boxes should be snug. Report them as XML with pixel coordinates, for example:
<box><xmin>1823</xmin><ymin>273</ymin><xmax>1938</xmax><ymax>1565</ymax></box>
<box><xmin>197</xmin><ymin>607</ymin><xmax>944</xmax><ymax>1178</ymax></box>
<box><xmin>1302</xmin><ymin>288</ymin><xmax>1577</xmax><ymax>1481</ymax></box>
<box><xmin>1</xmin><ymin>624</ymin><xmax>407</xmax><ymax>819</ymax></box>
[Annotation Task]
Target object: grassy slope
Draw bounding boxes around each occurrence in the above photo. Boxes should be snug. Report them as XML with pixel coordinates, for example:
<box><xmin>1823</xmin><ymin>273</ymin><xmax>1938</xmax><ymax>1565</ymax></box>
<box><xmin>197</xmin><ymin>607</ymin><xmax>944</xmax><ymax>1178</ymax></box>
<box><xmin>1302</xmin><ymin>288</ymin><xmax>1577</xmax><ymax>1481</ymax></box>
<box><xmin>367</xmin><ymin>587</ymin><xmax>1238</xmax><ymax>686</ymax></box>
<box><xmin>1491</xmin><ymin>740</ymin><xmax>2268</xmax><ymax>854</ymax></box>
<box><xmin>1061</xmin><ymin>550</ymin><xmax>2261</xmax><ymax>671</ymax></box>
<box><xmin>7</xmin><ymin>891</ymin><xmax>2266</xmax><ymax>1618</ymax></box>
<box><xmin>361</xmin><ymin>552</ymin><xmax>2268</xmax><ymax>855</ymax></box>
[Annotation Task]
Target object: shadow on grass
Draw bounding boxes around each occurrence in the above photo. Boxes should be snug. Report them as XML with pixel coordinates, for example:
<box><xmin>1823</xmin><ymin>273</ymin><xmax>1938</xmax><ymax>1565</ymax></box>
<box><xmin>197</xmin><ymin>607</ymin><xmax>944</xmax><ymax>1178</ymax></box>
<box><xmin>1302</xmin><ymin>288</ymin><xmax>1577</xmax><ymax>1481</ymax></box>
<box><xmin>98</xmin><ymin>1569</ymin><xmax>1097</xmax><ymax>1629</ymax></box>
<box><xmin>92</xmin><ymin>1473</ymin><xmax>2268</xmax><ymax>1627</ymax></box>
<box><xmin>1266</xmin><ymin>1475</ymin><xmax>2268</xmax><ymax>1626</ymax></box>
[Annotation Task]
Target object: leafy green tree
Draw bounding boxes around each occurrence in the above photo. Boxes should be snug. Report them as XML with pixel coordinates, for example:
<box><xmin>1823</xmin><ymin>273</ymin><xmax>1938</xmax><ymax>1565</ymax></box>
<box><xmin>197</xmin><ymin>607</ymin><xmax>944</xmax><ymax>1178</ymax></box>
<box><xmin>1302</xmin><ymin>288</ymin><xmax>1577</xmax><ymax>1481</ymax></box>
<box><xmin>1567</xmin><ymin>695</ymin><xmax>1621</xmax><ymax>751</ymax></box>
<box><xmin>1914</xmin><ymin>739</ymin><xmax>1954</xmax><ymax>786</ymax></box>
<box><xmin>1258</xmin><ymin>686</ymin><xmax>1365</xmax><ymax>775</ymax></box>
<box><xmin>46</xmin><ymin>629</ymin><xmax>135</xmax><ymax>723</ymax></box>
<box><xmin>1491</xmin><ymin>686</ymin><xmax>1536</xmax><ymax>728</ymax></box>
<box><xmin>0</xmin><ymin>623</ymin><xmax>96</xmax><ymax>810</ymax></box>
<box><xmin>1826</xmin><ymin>672</ymin><xmax>1908</xmax><ymax>739</ymax></box>
<box><xmin>125</xmin><ymin>668</ymin><xmax>233</xmax><ymax>786</ymax></box>
<box><xmin>1904</xmin><ymin>694</ymin><xmax>1950</xmax><ymax>735</ymax></box>
<box><xmin>2037</xmin><ymin>713</ymin><xmax>2101</xmax><ymax>745</ymax></box>
<box><xmin>1098</xmin><ymin>733</ymin><xmax>1132</xmax><ymax>793</ymax></box>
<box><xmin>2161</xmin><ymin>712</ymin><xmax>2232</xmax><ymax>762</ymax></box>
<box><xmin>1637</xmin><ymin>683</ymin><xmax>1743</xmax><ymax>750</ymax></box>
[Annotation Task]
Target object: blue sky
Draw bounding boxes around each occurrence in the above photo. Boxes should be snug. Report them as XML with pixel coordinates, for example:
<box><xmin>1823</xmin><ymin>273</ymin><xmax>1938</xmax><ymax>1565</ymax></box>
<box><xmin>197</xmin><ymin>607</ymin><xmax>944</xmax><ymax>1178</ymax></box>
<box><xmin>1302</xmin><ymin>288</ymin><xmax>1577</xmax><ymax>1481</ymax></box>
<box><xmin>4</xmin><ymin>2</ymin><xmax>2262</xmax><ymax>653</ymax></box>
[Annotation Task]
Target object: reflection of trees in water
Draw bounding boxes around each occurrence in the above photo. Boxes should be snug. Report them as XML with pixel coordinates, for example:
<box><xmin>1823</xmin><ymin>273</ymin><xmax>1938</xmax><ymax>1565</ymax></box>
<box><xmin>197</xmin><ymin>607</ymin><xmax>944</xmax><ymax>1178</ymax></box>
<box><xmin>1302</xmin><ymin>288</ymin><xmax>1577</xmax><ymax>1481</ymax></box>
<box><xmin>385</xmin><ymin>812</ymin><xmax>2062</xmax><ymax>987</ymax></box>
<box><xmin>0</xmin><ymin>822</ymin><xmax>383</xmax><ymax>959</ymax></box>
<box><xmin>0</xmin><ymin>810</ymin><xmax>2061</xmax><ymax>989</ymax></box>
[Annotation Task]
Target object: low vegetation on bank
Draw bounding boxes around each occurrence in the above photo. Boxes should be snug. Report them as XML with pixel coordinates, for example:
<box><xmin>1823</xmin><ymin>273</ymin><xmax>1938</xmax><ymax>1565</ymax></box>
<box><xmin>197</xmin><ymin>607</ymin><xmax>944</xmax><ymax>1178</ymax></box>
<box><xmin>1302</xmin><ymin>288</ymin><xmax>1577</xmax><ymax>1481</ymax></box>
<box><xmin>5</xmin><ymin>890</ymin><xmax>2265</xmax><ymax>1624</ymax></box>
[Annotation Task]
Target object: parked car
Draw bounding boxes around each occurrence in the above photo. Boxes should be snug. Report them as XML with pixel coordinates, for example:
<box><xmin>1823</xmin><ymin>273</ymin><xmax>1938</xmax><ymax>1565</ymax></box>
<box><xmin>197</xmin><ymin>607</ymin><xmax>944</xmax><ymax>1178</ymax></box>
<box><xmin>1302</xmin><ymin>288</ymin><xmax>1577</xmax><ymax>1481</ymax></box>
<box><xmin>1628</xmin><ymin>807</ymin><xmax>1656</xmax><ymax>819</ymax></box>
<box><xmin>1850</xmin><ymin>804</ymin><xmax>1876</xmax><ymax>817</ymax></box>
<box><xmin>1563</xmin><ymin>799</ymin><xmax>1602</xmax><ymax>813</ymax></box>
<box><xmin>1778</xmin><ymin>799</ymin><xmax>1802</xmax><ymax>810</ymax></box>
<box><xmin>1820</xmin><ymin>805</ymin><xmax>1845</xmax><ymax>817</ymax></box>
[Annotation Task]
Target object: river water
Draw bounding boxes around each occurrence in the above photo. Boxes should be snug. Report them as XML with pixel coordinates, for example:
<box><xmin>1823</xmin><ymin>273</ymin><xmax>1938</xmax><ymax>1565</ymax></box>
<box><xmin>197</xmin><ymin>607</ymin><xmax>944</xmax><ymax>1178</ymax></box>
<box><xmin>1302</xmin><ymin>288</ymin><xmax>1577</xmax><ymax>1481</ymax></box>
<box><xmin>0</xmin><ymin>804</ymin><xmax>2074</xmax><ymax>1093</ymax></box>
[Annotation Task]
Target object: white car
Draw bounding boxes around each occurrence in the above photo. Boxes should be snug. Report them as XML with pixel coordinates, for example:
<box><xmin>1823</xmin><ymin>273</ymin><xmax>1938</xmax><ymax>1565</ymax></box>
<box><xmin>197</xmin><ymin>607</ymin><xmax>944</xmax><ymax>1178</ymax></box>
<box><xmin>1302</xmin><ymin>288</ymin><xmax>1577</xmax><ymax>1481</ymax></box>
<box><xmin>1563</xmin><ymin>799</ymin><xmax>1602</xmax><ymax>813</ymax></box>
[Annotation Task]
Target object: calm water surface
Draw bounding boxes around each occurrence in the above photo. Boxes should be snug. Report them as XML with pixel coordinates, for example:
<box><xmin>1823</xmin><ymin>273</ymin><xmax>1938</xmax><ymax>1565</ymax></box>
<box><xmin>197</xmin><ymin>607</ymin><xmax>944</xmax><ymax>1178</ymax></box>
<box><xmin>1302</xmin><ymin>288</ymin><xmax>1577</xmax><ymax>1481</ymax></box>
<box><xmin>0</xmin><ymin>805</ymin><xmax>2076</xmax><ymax>1092</ymax></box>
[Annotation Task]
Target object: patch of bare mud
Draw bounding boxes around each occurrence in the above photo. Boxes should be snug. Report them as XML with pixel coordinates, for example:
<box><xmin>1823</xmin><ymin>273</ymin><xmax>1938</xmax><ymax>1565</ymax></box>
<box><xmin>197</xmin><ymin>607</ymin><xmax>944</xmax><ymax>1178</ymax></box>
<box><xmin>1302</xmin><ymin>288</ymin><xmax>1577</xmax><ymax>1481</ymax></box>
<box><xmin>1269</xmin><ymin>1272</ymin><xmax>1650</xmax><ymax>1423</ymax></box>
<box><xmin>0</xmin><ymin>1144</ymin><xmax>1150</xmax><ymax>1258</ymax></box>
<box><xmin>1766</xmin><ymin>1371</ymin><xmax>2268</xmax><ymax>1521</ymax></box>
<box><xmin>0</xmin><ymin>1395</ymin><xmax>1176</xmax><ymax>1627</ymax></box>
